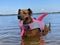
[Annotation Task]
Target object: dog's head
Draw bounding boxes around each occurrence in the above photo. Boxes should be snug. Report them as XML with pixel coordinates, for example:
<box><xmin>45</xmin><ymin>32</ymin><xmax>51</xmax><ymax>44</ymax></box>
<box><xmin>18</xmin><ymin>8</ymin><xmax>32</xmax><ymax>21</ymax></box>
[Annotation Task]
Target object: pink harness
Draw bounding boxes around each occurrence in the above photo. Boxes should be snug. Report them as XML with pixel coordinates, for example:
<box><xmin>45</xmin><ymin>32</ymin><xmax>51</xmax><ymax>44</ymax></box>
<box><xmin>19</xmin><ymin>13</ymin><xmax>47</xmax><ymax>36</ymax></box>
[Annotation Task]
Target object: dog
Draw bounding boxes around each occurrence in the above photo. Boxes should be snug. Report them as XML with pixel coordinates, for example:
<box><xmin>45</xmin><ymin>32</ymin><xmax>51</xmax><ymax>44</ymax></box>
<box><xmin>18</xmin><ymin>8</ymin><xmax>51</xmax><ymax>38</ymax></box>
<box><xmin>18</xmin><ymin>8</ymin><xmax>51</xmax><ymax>45</ymax></box>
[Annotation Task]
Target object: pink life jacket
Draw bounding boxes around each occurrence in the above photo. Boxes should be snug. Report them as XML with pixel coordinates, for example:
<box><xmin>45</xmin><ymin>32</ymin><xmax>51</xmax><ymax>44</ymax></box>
<box><xmin>19</xmin><ymin>13</ymin><xmax>47</xmax><ymax>36</ymax></box>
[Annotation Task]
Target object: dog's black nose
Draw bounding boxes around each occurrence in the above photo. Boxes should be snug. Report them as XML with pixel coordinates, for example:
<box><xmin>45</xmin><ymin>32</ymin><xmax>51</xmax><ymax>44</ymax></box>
<box><xmin>25</xmin><ymin>17</ymin><xmax>28</xmax><ymax>20</ymax></box>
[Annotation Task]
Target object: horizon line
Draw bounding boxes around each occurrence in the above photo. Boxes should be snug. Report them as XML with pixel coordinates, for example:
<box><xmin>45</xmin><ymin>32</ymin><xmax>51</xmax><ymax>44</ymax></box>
<box><xmin>0</xmin><ymin>11</ymin><xmax>60</xmax><ymax>15</ymax></box>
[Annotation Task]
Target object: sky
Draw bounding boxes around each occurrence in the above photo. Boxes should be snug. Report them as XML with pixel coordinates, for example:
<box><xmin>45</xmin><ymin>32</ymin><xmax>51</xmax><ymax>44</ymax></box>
<box><xmin>0</xmin><ymin>0</ymin><xmax>60</xmax><ymax>14</ymax></box>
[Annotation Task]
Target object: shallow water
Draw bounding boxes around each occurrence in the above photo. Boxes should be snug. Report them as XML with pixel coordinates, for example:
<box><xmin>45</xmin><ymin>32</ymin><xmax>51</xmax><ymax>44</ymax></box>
<box><xmin>0</xmin><ymin>14</ymin><xmax>60</xmax><ymax>45</ymax></box>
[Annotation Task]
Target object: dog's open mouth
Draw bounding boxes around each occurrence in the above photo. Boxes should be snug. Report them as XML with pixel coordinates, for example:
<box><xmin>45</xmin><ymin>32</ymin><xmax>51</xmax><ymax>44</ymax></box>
<box><xmin>24</xmin><ymin>17</ymin><xmax>29</xmax><ymax>23</ymax></box>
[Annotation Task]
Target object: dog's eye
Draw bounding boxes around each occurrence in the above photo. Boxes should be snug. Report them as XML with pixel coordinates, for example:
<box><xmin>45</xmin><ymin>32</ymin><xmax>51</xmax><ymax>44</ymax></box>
<box><xmin>23</xmin><ymin>12</ymin><xmax>27</xmax><ymax>14</ymax></box>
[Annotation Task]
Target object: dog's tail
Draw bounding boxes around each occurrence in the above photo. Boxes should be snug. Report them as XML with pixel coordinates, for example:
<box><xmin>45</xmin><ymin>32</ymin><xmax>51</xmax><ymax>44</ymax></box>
<box><xmin>49</xmin><ymin>22</ymin><xmax>51</xmax><ymax>32</ymax></box>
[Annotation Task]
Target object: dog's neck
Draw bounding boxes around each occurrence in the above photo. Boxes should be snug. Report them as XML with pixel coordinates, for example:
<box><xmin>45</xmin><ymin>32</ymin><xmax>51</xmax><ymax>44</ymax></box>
<box><xmin>23</xmin><ymin>17</ymin><xmax>33</xmax><ymax>24</ymax></box>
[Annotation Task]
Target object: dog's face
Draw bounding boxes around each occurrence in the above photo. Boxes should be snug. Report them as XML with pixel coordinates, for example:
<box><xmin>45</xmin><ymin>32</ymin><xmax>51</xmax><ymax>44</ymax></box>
<box><xmin>18</xmin><ymin>8</ymin><xmax>32</xmax><ymax>21</ymax></box>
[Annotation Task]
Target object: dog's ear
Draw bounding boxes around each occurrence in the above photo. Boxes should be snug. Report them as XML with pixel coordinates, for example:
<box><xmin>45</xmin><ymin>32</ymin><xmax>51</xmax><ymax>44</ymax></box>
<box><xmin>18</xmin><ymin>9</ymin><xmax>21</xmax><ymax>19</ymax></box>
<box><xmin>28</xmin><ymin>8</ymin><xmax>32</xmax><ymax>15</ymax></box>
<box><xmin>18</xmin><ymin>9</ymin><xmax>21</xmax><ymax>15</ymax></box>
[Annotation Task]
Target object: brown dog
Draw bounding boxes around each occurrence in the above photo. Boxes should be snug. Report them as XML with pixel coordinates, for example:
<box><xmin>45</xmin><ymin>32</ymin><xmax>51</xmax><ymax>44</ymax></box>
<box><xmin>18</xmin><ymin>8</ymin><xmax>51</xmax><ymax>37</ymax></box>
<box><xmin>18</xmin><ymin>9</ymin><xmax>51</xmax><ymax>45</ymax></box>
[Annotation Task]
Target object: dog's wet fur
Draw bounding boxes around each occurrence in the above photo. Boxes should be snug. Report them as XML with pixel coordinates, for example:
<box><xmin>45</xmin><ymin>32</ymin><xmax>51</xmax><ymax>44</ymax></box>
<box><xmin>18</xmin><ymin>8</ymin><xmax>51</xmax><ymax>45</ymax></box>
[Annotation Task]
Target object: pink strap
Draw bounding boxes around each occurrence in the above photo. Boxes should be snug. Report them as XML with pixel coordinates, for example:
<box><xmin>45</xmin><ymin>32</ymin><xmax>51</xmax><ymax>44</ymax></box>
<box><xmin>18</xmin><ymin>20</ymin><xmax>25</xmax><ymax>36</ymax></box>
<box><xmin>32</xmin><ymin>18</ymin><xmax>40</xmax><ymax>22</ymax></box>
<box><xmin>33</xmin><ymin>18</ymin><xmax>45</xmax><ymax>30</ymax></box>
<box><xmin>19</xmin><ymin>20</ymin><xmax>23</xmax><ymax>27</ymax></box>
<box><xmin>37</xmin><ymin>13</ymin><xmax>47</xmax><ymax>30</ymax></box>
<box><xmin>37</xmin><ymin>13</ymin><xmax>47</xmax><ymax>21</ymax></box>
<box><xmin>20</xmin><ymin>26</ymin><xmax>25</xmax><ymax>36</ymax></box>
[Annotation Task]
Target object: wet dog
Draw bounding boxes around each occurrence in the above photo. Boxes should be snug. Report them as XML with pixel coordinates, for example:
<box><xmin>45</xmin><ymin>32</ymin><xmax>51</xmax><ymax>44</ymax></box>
<box><xmin>18</xmin><ymin>8</ymin><xmax>51</xmax><ymax>38</ymax></box>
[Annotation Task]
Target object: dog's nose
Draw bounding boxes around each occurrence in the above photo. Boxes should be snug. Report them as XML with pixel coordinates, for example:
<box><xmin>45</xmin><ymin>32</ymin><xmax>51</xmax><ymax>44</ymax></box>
<box><xmin>25</xmin><ymin>17</ymin><xmax>28</xmax><ymax>20</ymax></box>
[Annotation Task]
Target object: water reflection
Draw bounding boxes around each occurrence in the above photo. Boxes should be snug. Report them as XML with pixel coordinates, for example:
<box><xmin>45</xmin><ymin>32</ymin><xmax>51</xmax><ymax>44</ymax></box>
<box><xmin>0</xmin><ymin>14</ymin><xmax>60</xmax><ymax>45</ymax></box>
<box><xmin>21</xmin><ymin>36</ymin><xmax>45</xmax><ymax>45</ymax></box>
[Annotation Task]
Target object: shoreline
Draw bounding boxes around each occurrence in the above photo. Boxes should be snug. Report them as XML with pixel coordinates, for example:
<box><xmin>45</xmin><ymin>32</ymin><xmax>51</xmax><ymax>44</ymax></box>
<box><xmin>0</xmin><ymin>12</ymin><xmax>60</xmax><ymax>16</ymax></box>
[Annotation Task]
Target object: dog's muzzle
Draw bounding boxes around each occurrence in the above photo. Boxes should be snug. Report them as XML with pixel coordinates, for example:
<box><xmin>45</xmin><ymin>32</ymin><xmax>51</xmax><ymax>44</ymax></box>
<box><xmin>23</xmin><ymin>17</ymin><xmax>29</xmax><ymax>23</ymax></box>
<box><xmin>25</xmin><ymin>17</ymin><xmax>28</xmax><ymax>20</ymax></box>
